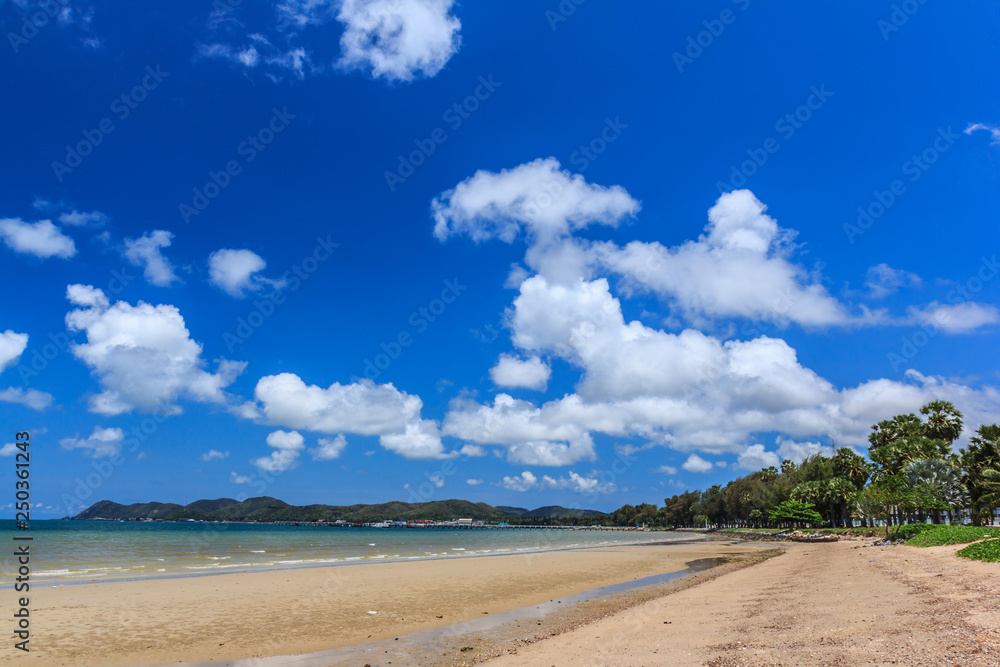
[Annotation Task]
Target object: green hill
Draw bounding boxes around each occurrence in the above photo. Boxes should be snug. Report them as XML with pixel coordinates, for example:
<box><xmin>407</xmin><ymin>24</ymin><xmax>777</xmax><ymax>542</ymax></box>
<box><xmin>74</xmin><ymin>498</ymin><xmax>607</xmax><ymax>523</ymax></box>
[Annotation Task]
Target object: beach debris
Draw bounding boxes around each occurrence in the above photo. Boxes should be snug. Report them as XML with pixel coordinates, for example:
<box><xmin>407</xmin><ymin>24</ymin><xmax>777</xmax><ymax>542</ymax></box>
<box><xmin>366</xmin><ymin>611</ymin><xmax>378</xmax><ymax>615</ymax></box>
<box><xmin>461</xmin><ymin>646</ymin><xmax>474</xmax><ymax>652</ymax></box>
<box><xmin>436</xmin><ymin>615</ymin><xmax>443</xmax><ymax>618</ymax></box>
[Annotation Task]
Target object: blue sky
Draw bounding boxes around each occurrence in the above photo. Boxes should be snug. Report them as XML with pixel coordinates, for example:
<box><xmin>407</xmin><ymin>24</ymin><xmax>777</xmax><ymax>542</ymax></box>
<box><xmin>1</xmin><ymin>0</ymin><xmax>999</xmax><ymax>516</ymax></box>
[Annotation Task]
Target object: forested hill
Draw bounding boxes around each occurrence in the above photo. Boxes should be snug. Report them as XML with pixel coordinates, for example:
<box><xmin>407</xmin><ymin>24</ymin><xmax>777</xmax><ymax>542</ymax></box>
<box><xmin>73</xmin><ymin>497</ymin><xmax>607</xmax><ymax>523</ymax></box>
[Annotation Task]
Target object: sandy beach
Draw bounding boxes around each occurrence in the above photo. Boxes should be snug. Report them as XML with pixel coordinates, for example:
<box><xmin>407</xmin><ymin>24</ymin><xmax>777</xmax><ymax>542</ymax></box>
<box><xmin>484</xmin><ymin>538</ymin><xmax>1000</xmax><ymax>666</ymax></box>
<box><xmin>4</xmin><ymin>539</ymin><xmax>761</xmax><ymax>666</ymax></box>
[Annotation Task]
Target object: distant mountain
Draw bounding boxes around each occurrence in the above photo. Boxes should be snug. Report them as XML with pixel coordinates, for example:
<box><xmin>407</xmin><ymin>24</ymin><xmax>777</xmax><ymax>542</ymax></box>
<box><xmin>74</xmin><ymin>498</ymin><xmax>607</xmax><ymax>523</ymax></box>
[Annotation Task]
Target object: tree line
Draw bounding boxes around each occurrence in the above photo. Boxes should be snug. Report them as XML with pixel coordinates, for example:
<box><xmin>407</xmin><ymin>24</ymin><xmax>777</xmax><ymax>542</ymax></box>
<box><xmin>608</xmin><ymin>402</ymin><xmax>1000</xmax><ymax>530</ymax></box>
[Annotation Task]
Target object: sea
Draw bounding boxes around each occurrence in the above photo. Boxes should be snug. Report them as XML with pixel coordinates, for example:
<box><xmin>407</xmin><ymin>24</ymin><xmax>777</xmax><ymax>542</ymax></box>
<box><xmin>0</xmin><ymin>520</ymin><xmax>689</xmax><ymax>585</ymax></box>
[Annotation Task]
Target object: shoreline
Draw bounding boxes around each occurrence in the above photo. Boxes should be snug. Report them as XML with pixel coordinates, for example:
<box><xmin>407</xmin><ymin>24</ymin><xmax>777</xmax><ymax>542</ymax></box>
<box><xmin>8</xmin><ymin>535</ymin><xmax>705</xmax><ymax>589</ymax></box>
<box><xmin>2</xmin><ymin>539</ymin><xmax>766</xmax><ymax>666</ymax></box>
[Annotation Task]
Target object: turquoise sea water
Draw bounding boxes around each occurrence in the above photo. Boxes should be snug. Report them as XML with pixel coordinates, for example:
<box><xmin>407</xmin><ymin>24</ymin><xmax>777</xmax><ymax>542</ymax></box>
<box><xmin>1</xmin><ymin>520</ymin><xmax>682</xmax><ymax>584</ymax></box>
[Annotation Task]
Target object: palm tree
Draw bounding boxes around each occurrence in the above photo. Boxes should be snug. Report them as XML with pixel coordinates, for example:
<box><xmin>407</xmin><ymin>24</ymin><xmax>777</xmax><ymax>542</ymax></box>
<box><xmin>920</xmin><ymin>401</ymin><xmax>964</xmax><ymax>444</ymax></box>
<box><xmin>904</xmin><ymin>459</ymin><xmax>969</xmax><ymax>523</ymax></box>
<box><xmin>975</xmin><ymin>468</ymin><xmax>1000</xmax><ymax>525</ymax></box>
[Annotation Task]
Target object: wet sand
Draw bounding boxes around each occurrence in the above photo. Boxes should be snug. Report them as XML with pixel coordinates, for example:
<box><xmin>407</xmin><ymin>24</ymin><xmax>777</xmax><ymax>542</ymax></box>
<box><xmin>3</xmin><ymin>539</ymin><xmax>762</xmax><ymax>666</ymax></box>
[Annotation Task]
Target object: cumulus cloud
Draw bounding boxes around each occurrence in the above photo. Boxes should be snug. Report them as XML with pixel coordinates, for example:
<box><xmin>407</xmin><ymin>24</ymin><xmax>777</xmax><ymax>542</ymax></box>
<box><xmin>200</xmin><ymin>449</ymin><xmax>229</xmax><ymax>462</ymax></box>
<box><xmin>0</xmin><ymin>330</ymin><xmax>28</xmax><ymax>372</ymax></box>
<box><xmin>592</xmin><ymin>190</ymin><xmax>858</xmax><ymax>327</ymax></box>
<box><xmin>432</xmin><ymin>157</ymin><xmax>639</xmax><ymax>246</ymax></box>
<box><xmin>0</xmin><ymin>218</ymin><xmax>76</xmax><ymax>259</ymax></box>
<box><xmin>253</xmin><ymin>429</ymin><xmax>306</xmax><ymax>471</ymax></box>
<box><xmin>737</xmin><ymin>444</ymin><xmax>780</xmax><ymax>470</ymax></box>
<box><xmin>65</xmin><ymin>285</ymin><xmax>246</xmax><ymax>415</ymax></box>
<box><xmin>466</xmin><ymin>478</ymin><xmax>483</xmax><ymax>485</ymax></box>
<box><xmin>459</xmin><ymin>443</ymin><xmax>487</xmax><ymax>457</ymax></box>
<box><xmin>865</xmin><ymin>263</ymin><xmax>921</xmax><ymax>298</ymax></box>
<box><xmin>654</xmin><ymin>465</ymin><xmax>678</xmax><ymax>475</ymax></box>
<box><xmin>489</xmin><ymin>354</ymin><xmax>551</xmax><ymax>390</ymax></box>
<box><xmin>775</xmin><ymin>437</ymin><xmax>833</xmax><ymax>464</ymax></box>
<box><xmin>337</xmin><ymin>0</ymin><xmax>461</xmax><ymax>82</ymax></box>
<box><xmin>123</xmin><ymin>230</ymin><xmax>178</xmax><ymax>287</ymax></box>
<box><xmin>251</xmin><ymin>372</ymin><xmax>451</xmax><ymax>460</ymax></box>
<box><xmin>906</xmin><ymin>301</ymin><xmax>999</xmax><ymax>333</ymax></box>
<box><xmin>0</xmin><ymin>443</ymin><xmax>19</xmax><ymax>457</ymax></box>
<box><xmin>59</xmin><ymin>427</ymin><xmax>123</xmax><ymax>458</ymax></box>
<box><xmin>311</xmin><ymin>434</ymin><xmax>347</xmax><ymax>460</ymax></box>
<box><xmin>500</xmin><ymin>469</ymin><xmax>614</xmax><ymax>493</ymax></box>
<box><xmin>0</xmin><ymin>388</ymin><xmax>54</xmax><ymax>411</ymax></box>
<box><xmin>231</xmin><ymin>471</ymin><xmax>254</xmax><ymax>484</ymax></box>
<box><xmin>502</xmin><ymin>470</ymin><xmax>537</xmax><ymax>491</ymax></box>
<box><xmin>208</xmin><ymin>248</ymin><xmax>284</xmax><ymax>297</ymax></box>
<box><xmin>682</xmin><ymin>454</ymin><xmax>714</xmax><ymax>473</ymax></box>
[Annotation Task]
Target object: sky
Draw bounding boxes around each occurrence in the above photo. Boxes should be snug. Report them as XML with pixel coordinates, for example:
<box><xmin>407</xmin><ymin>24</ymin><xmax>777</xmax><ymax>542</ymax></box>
<box><xmin>1</xmin><ymin>0</ymin><xmax>999</xmax><ymax>517</ymax></box>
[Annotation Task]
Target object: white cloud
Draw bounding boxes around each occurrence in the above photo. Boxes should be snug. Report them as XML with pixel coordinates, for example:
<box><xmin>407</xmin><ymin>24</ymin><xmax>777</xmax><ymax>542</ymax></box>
<box><xmin>208</xmin><ymin>248</ymin><xmax>283</xmax><ymax>297</ymax></box>
<box><xmin>253</xmin><ymin>429</ymin><xmax>306</xmax><ymax>472</ymax></box>
<box><xmin>0</xmin><ymin>330</ymin><xmax>28</xmax><ymax>372</ymax></box>
<box><xmin>0</xmin><ymin>443</ymin><xmax>18</xmax><ymax>457</ymax></box>
<box><xmin>682</xmin><ymin>454</ymin><xmax>714</xmax><ymax>473</ymax></box>
<box><xmin>0</xmin><ymin>387</ymin><xmax>54</xmax><ymax>411</ymax></box>
<box><xmin>737</xmin><ymin>444</ymin><xmax>780</xmax><ymax>470</ymax></box>
<box><xmin>58</xmin><ymin>210</ymin><xmax>107</xmax><ymax>227</ymax></box>
<box><xmin>65</xmin><ymin>285</ymin><xmax>246</xmax><ymax>415</ymax></box>
<box><xmin>489</xmin><ymin>354</ymin><xmax>551</xmax><ymax>391</ymax></box>
<box><xmin>500</xmin><ymin>469</ymin><xmax>614</xmax><ymax>493</ymax></box>
<box><xmin>775</xmin><ymin>437</ymin><xmax>833</xmax><ymax>464</ymax></box>
<box><xmin>466</xmin><ymin>478</ymin><xmax>483</xmax><ymax>485</ymax></box>
<box><xmin>459</xmin><ymin>444</ymin><xmax>487</xmax><ymax>457</ymax></box>
<box><xmin>252</xmin><ymin>372</ymin><xmax>451</xmax><ymax>459</ymax></box>
<box><xmin>337</xmin><ymin>0</ymin><xmax>461</xmax><ymax>82</ymax></box>
<box><xmin>654</xmin><ymin>465</ymin><xmax>677</xmax><ymax>475</ymax></box>
<box><xmin>592</xmin><ymin>190</ymin><xmax>858</xmax><ymax>327</ymax></box>
<box><xmin>502</xmin><ymin>470</ymin><xmax>537</xmax><ymax>491</ymax></box>
<box><xmin>428</xmin><ymin>473</ymin><xmax>445</xmax><ymax>488</ymax></box>
<box><xmin>865</xmin><ymin>263</ymin><xmax>921</xmax><ymax>298</ymax></box>
<box><xmin>432</xmin><ymin>157</ymin><xmax>639</xmax><ymax>247</ymax></box>
<box><xmin>200</xmin><ymin>449</ymin><xmax>229</xmax><ymax>462</ymax></box>
<box><xmin>965</xmin><ymin>122</ymin><xmax>1000</xmax><ymax>145</ymax></box>
<box><xmin>0</xmin><ymin>218</ymin><xmax>76</xmax><ymax>259</ymax></box>
<box><xmin>231</xmin><ymin>471</ymin><xmax>254</xmax><ymax>484</ymax></box>
<box><xmin>59</xmin><ymin>427</ymin><xmax>123</xmax><ymax>458</ymax></box>
<box><xmin>311</xmin><ymin>434</ymin><xmax>347</xmax><ymax>461</ymax></box>
<box><xmin>123</xmin><ymin>230</ymin><xmax>178</xmax><ymax>287</ymax></box>
<box><xmin>906</xmin><ymin>301</ymin><xmax>1000</xmax><ymax>333</ymax></box>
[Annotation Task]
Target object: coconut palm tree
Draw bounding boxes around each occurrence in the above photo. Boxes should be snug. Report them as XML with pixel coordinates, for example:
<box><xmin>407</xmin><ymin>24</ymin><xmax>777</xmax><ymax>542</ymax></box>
<box><xmin>975</xmin><ymin>468</ymin><xmax>1000</xmax><ymax>525</ymax></box>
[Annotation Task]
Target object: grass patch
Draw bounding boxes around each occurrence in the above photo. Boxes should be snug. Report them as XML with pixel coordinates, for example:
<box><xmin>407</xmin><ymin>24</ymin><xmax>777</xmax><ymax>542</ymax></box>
<box><xmin>905</xmin><ymin>525</ymin><xmax>1000</xmax><ymax>547</ymax></box>
<box><xmin>956</xmin><ymin>538</ymin><xmax>1000</xmax><ymax>562</ymax></box>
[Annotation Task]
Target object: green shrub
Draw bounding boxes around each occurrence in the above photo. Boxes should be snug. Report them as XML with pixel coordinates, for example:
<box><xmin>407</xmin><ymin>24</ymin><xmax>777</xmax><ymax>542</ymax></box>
<box><xmin>906</xmin><ymin>525</ymin><xmax>1000</xmax><ymax>547</ymax></box>
<box><xmin>894</xmin><ymin>523</ymin><xmax>938</xmax><ymax>540</ymax></box>
<box><xmin>956</xmin><ymin>538</ymin><xmax>1000</xmax><ymax>562</ymax></box>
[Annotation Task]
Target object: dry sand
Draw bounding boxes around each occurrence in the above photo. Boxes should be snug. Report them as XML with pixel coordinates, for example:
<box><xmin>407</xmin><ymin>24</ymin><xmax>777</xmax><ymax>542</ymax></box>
<box><xmin>482</xmin><ymin>538</ymin><xmax>1000</xmax><ymax>666</ymax></box>
<box><xmin>3</xmin><ymin>540</ymin><xmax>759</xmax><ymax>666</ymax></box>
